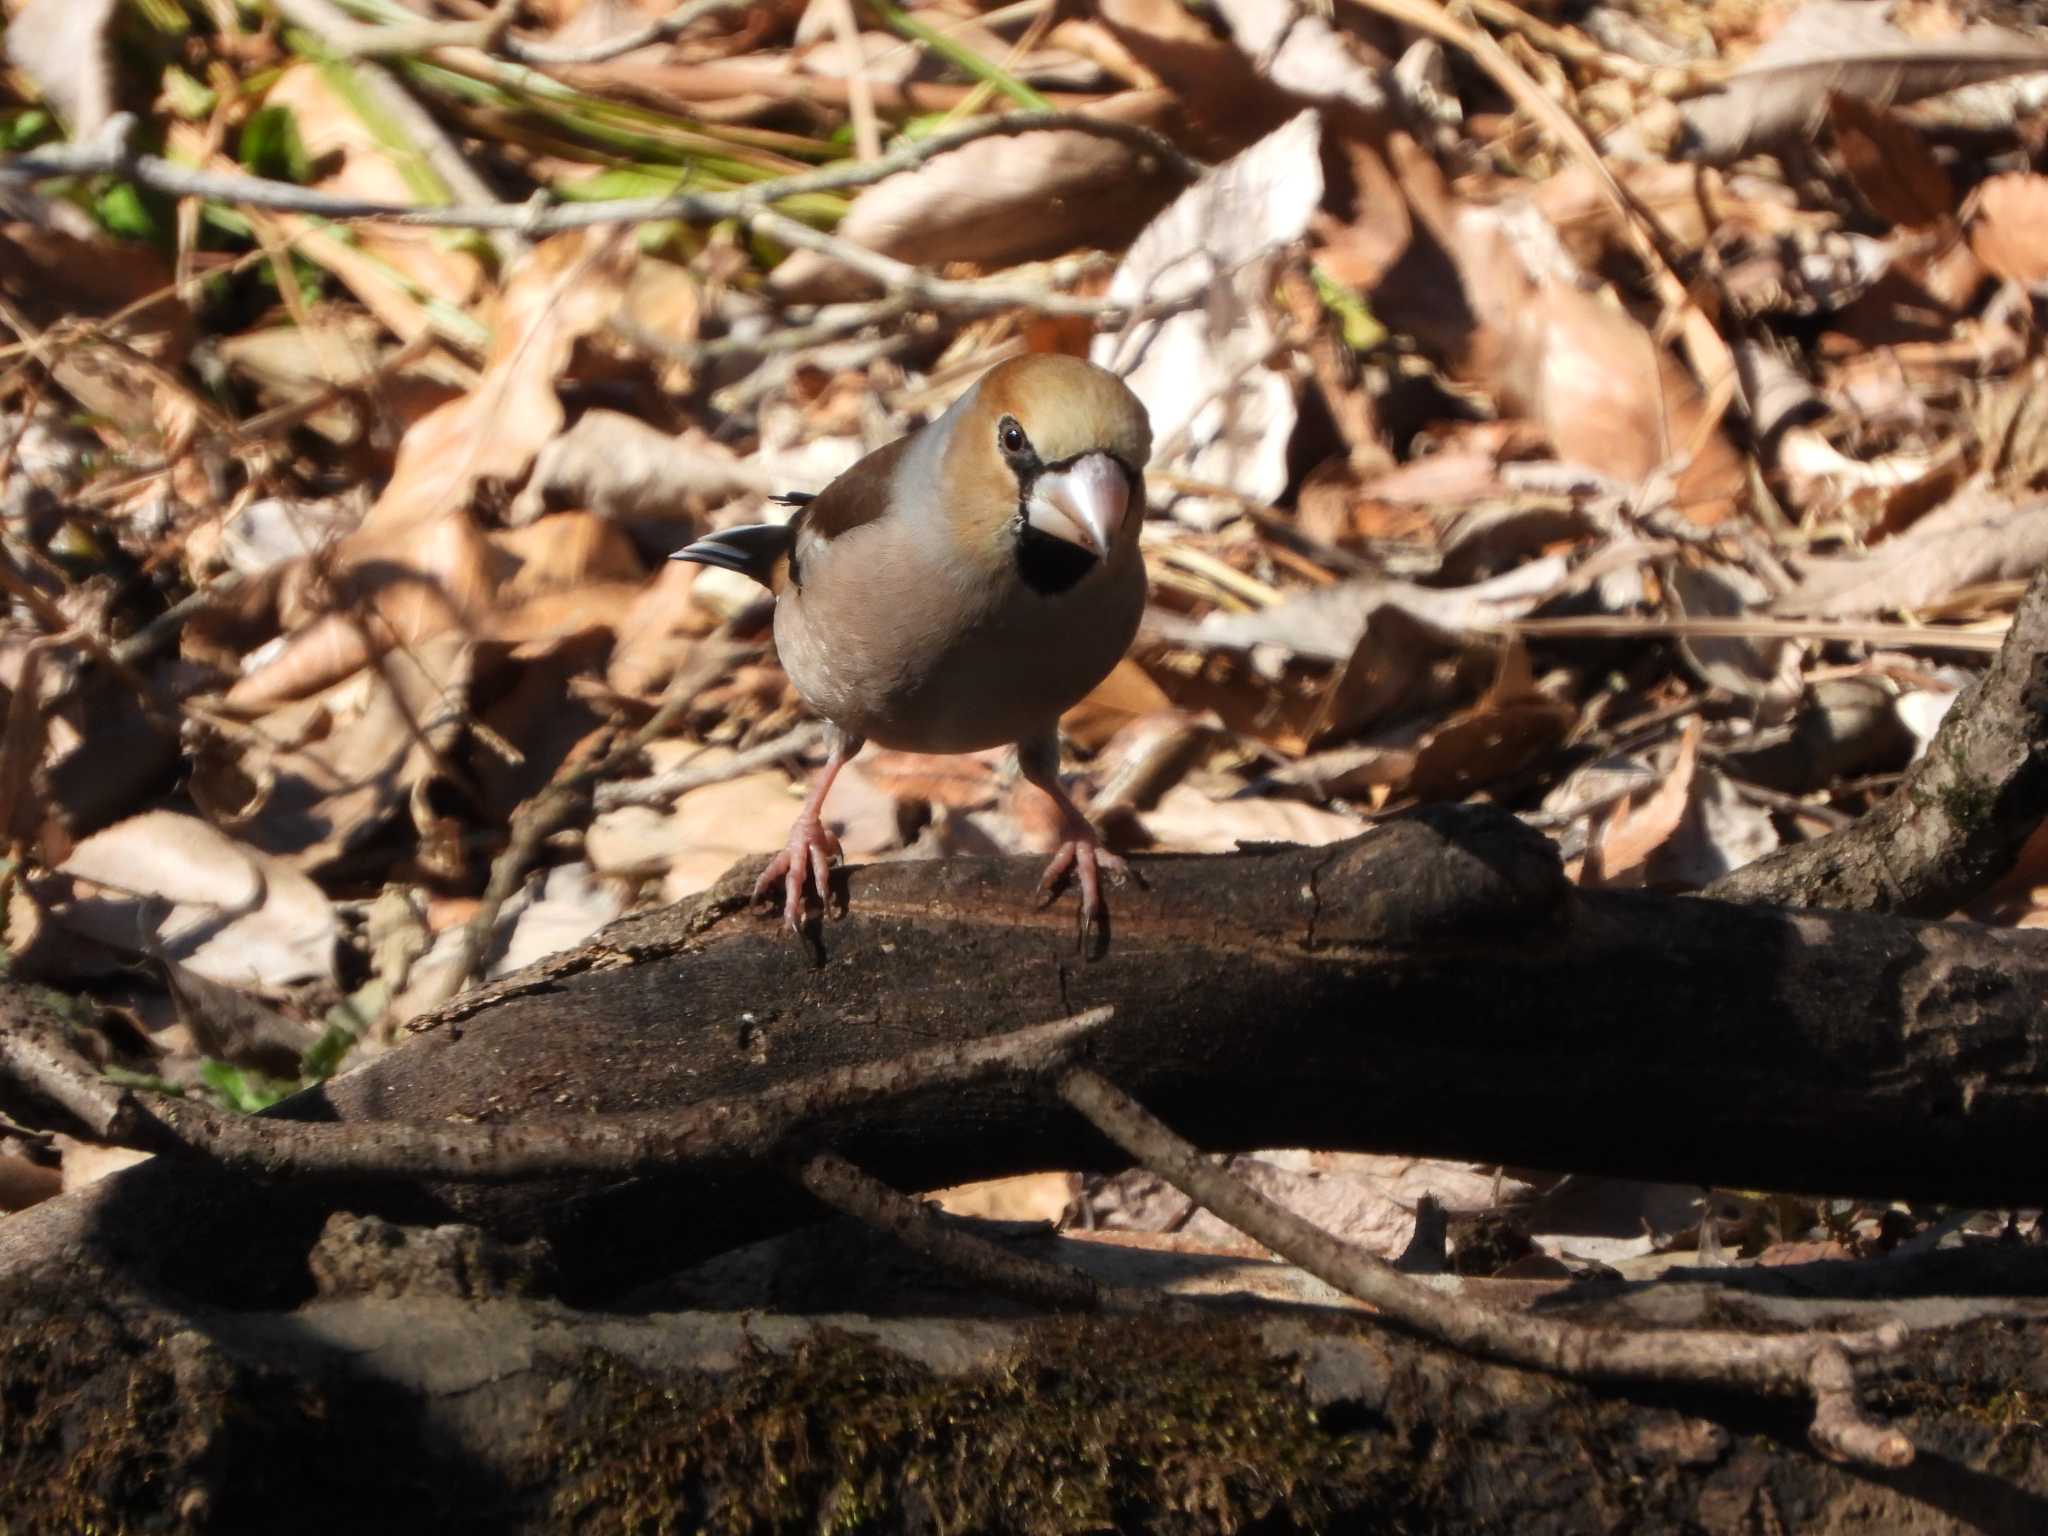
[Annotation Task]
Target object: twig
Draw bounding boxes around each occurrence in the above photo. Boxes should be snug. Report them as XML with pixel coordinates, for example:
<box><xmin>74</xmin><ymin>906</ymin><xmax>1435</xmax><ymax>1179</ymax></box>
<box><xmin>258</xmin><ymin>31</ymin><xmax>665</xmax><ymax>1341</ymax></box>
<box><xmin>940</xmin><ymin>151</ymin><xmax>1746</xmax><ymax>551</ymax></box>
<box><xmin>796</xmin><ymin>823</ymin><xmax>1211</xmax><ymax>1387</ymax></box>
<box><xmin>111</xmin><ymin>573</ymin><xmax>249</xmax><ymax>667</ymax></box>
<box><xmin>0</xmin><ymin>1012</ymin><xmax>130</xmax><ymax>1142</ymax></box>
<box><xmin>646</xmin><ymin>294</ymin><xmax>917</xmax><ymax>365</ymax></box>
<box><xmin>594</xmin><ymin>720</ymin><xmax>825</xmax><ymax>811</ymax></box>
<box><xmin>502</xmin><ymin>0</ymin><xmax>745</xmax><ymax>65</ymax></box>
<box><xmin>2</xmin><ymin>112</ymin><xmax>1202</xmax><ymax>228</ymax></box>
<box><xmin>1502</xmin><ymin>614</ymin><xmax>2006</xmax><ymax>654</ymax></box>
<box><xmin>315</xmin><ymin>0</ymin><xmax>520</xmax><ymax>57</ymax></box>
<box><xmin>1056</xmin><ymin>1067</ymin><xmax>1915</xmax><ymax>1469</ymax></box>
<box><xmin>711</xmin><ymin>331</ymin><xmax>915</xmax><ymax>414</ymax></box>
<box><xmin>5</xmin><ymin>114</ymin><xmax>1197</xmax><ymax>320</ymax></box>
<box><xmin>792</xmin><ymin>1150</ymin><xmax>1151</xmax><ymax>1313</ymax></box>
<box><xmin>19</xmin><ymin>1005</ymin><xmax>1112</xmax><ymax>1180</ymax></box>
<box><xmin>269</xmin><ymin>0</ymin><xmax>519</xmax><ymax>263</ymax></box>
<box><xmin>825</xmin><ymin>0</ymin><xmax>883</xmax><ymax>162</ymax></box>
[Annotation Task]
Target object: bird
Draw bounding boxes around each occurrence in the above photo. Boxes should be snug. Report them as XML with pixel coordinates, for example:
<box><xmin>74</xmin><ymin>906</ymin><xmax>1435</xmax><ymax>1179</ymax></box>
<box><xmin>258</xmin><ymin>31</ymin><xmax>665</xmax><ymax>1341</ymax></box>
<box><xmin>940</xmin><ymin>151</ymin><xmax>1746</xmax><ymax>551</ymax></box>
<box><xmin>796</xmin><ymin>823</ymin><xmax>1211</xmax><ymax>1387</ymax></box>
<box><xmin>671</xmin><ymin>353</ymin><xmax>1151</xmax><ymax>942</ymax></box>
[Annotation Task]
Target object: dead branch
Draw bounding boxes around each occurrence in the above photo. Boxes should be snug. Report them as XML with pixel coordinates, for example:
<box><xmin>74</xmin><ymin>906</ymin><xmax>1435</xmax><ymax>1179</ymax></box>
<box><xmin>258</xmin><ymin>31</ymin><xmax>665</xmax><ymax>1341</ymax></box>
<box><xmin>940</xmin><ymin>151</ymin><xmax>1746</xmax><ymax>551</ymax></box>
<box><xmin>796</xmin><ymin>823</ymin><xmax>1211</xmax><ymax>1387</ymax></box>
<box><xmin>791</xmin><ymin>1150</ymin><xmax>1142</xmax><ymax>1313</ymax></box>
<box><xmin>1</xmin><ymin>110</ymin><xmax>1201</xmax><ymax>235</ymax></box>
<box><xmin>9</xmin><ymin>1000</ymin><xmax>1109</xmax><ymax>1181</ymax></box>
<box><xmin>1057</xmin><ymin>1066</ymin><xmax>1914</xmax><ymax>1468</ymax></box>
<box><xmin>593</xmin><ymin>721</ymin><xmax>826</xmax><ymax>811</ymax></box>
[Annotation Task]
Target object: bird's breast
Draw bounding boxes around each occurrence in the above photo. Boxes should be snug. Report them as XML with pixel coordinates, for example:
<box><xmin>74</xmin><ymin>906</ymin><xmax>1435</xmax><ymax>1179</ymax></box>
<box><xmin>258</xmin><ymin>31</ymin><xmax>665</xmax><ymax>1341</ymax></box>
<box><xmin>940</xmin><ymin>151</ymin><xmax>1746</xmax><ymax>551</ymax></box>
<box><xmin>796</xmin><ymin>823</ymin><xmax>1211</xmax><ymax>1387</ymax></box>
<box><xmin>774</xmin><ymin>539</ymin><xmax>1144</xmax><ymax>754</ymax></box>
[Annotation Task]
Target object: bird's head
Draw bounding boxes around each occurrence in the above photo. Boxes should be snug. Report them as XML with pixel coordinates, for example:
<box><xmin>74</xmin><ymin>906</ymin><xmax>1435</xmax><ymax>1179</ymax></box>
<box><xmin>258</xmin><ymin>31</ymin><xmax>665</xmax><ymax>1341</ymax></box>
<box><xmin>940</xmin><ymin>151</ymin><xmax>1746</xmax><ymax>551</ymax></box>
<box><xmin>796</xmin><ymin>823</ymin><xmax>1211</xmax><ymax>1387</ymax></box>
<box><xmin>935</xmin><ymin>355</ymin><xmax>1151</xmax><ymax>595</ymax></box>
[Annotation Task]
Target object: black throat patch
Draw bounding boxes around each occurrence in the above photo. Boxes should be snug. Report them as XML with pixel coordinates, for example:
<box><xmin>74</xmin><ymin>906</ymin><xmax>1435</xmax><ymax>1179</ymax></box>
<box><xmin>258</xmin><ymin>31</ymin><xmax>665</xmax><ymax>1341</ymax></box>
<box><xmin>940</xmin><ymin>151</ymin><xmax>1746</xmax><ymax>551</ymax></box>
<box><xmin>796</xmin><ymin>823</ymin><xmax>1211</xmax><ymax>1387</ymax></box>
<box><xmin>1015</xmin><ymin>520</ymin><xmax>1099</xmax><ymax>596</ymax></box>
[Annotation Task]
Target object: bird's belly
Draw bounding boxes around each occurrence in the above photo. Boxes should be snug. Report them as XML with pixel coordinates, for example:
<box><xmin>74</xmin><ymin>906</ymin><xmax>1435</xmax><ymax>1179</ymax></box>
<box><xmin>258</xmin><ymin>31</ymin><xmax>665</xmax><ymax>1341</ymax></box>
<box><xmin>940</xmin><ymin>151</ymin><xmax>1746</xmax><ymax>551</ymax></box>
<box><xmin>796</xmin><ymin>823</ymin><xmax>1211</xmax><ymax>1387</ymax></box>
<box><xmin>775</xmin><ymin>561</ymin><xmax>1142</xmax><ymax>753</ymax></box>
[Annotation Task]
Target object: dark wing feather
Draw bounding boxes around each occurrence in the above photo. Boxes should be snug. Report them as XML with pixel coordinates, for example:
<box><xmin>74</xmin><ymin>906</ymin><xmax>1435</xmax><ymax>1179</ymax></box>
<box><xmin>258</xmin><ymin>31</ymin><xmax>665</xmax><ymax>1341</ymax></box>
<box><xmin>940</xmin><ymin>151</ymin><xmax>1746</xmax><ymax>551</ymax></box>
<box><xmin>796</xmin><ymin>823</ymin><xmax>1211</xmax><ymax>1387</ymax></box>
<box><xmin>668</xmin><ymin>435</ymin><xmax>915</xmax><ymax>593</ymax></box>
<box><xmin>794</xmin><ymin>434</ymin><xmax>911</xmax><ymax>542</ymax></box>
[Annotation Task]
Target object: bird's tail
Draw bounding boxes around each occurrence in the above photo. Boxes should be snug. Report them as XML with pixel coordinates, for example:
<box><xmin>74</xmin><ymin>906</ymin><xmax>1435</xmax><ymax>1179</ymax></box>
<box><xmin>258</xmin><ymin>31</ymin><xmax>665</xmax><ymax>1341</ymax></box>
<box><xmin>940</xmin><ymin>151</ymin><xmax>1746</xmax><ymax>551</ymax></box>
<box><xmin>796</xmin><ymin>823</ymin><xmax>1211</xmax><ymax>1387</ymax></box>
<box><xmin>669</xmin><ymin>521</ymin><xmax>794</xmax><ymax>591</ymax></box>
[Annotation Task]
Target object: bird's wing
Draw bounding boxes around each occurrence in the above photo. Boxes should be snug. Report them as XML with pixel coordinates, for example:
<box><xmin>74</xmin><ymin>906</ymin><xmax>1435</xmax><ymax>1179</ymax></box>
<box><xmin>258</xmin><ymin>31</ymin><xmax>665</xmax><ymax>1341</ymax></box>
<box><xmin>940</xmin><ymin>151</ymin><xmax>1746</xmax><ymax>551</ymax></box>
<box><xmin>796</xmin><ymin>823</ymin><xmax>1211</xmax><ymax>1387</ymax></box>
<box><xmin>669</xmin><ymin>433</ymin><xmax>916</xmax><ymax>593</ymax></box>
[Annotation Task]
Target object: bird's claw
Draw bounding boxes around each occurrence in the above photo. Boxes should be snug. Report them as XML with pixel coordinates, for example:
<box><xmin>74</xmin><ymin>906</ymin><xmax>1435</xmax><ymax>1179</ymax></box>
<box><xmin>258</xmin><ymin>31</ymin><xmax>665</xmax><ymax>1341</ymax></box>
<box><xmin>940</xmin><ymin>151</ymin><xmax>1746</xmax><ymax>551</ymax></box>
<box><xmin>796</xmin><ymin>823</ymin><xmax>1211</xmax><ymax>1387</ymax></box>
<box><xmin>754</xmin><ymin>817</ymin><xmax>843</xmax><ymax>931</ymax></box>
<box><xmin>1036</xmin><ymin>836</ymin><xmax>1131</xmax><ymax>952</ymax></box>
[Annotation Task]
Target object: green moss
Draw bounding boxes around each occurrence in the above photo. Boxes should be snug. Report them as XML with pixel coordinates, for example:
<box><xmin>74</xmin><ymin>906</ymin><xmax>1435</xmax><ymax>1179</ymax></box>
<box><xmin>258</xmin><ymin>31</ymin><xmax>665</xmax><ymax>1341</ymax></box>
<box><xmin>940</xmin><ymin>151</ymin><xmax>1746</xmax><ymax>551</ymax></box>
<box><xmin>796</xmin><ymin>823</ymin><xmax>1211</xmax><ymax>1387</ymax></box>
<box><xmin>550</xmin><ymin>1319</ymin><xmax>1411</xmax><ymax>1535</ymax></box>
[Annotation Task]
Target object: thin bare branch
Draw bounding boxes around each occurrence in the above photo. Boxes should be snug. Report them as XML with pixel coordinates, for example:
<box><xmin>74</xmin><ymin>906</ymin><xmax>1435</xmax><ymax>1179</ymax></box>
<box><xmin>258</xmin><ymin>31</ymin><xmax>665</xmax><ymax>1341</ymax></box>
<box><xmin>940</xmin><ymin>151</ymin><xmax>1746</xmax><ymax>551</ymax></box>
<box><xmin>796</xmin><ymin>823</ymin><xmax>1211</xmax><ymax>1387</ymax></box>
<box><xmin>269</xmin><ymin>0</ymin><xmax>519</xmax><ymax>260</ymax></box>
<box><xmin>1056</xmin><ymin>1067</ymin><xmax>1915</xmax><ymax>1469</ymax></box>
<box><xmin>1</xmin><ymin>112</ymin><xmax>1202</xmax><ymax>230</ymax></box>
<box><xmin>502</xmin><ymin>0</ymin><xmax>746</xmax><ymax>65</ymax></box>
<box><xmin>30</xmin><ymin>1008</ymin><xmax>1115</xmax><ymax>1181</ymax></box>
<box><xmin>792</xmin><ymin>1150</ymin><xmax>1152</xmax><ymax>1313</ymax></box>
<box><xmin>3</xmin><ymin>112</ymin><xmax>1198</xmax><ymax>320</ymax></box>
<box><xmin>595</xmin><ymin>721</ymin><xmax>826</xmax><ymax>811</ymax></box>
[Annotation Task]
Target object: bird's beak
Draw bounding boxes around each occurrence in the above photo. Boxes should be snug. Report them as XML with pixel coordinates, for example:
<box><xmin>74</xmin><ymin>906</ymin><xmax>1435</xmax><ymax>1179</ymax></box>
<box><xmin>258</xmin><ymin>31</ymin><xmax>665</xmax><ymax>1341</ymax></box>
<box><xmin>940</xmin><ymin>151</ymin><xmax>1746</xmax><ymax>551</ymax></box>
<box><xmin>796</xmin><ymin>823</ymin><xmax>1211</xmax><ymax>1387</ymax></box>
<box><xmin>1026</xmin><ymin>453</ymin><xmax>1130</xmax><ymax>560</ymax></box>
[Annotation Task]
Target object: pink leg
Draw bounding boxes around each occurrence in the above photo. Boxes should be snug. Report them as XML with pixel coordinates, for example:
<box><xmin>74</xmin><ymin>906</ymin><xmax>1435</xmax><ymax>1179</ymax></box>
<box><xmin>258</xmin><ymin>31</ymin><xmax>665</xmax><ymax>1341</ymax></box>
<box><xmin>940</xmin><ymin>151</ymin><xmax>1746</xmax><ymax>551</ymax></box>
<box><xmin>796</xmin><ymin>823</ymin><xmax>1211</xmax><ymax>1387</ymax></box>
<box><xmin>757</xmin><ymin>729</ymin><xmax>862</xmax><ymax>930</ymax></box>
<box><xmin>1017</xmin><ymin>730</ymin><xmax>1129</xmax><ymax>942</ymax></box>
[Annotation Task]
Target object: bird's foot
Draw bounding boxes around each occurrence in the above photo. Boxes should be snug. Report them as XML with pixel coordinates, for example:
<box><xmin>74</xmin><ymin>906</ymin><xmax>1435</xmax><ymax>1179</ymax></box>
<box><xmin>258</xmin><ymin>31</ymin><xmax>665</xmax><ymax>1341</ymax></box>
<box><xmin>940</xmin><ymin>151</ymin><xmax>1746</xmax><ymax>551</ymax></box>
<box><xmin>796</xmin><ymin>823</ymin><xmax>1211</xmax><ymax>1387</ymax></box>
<box><xmin>1036</xmin><ymin>831</ymin><xmax>1136</xmax><ymax>952</ymax></box>
<box><xmin>755</xmin><ymin>815</ymin><xmax>843</xmax><ymax>930</ymax></box>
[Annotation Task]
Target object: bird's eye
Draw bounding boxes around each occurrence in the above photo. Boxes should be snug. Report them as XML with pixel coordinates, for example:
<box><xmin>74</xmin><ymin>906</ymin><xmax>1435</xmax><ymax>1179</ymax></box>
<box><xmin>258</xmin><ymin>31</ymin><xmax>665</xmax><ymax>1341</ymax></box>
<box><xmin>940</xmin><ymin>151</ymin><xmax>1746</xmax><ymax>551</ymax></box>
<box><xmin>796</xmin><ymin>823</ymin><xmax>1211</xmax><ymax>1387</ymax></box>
<box><xmin>999</xmin><ymin>420</ymin><xmax>1027</xmax><ymax>456</ymax></box>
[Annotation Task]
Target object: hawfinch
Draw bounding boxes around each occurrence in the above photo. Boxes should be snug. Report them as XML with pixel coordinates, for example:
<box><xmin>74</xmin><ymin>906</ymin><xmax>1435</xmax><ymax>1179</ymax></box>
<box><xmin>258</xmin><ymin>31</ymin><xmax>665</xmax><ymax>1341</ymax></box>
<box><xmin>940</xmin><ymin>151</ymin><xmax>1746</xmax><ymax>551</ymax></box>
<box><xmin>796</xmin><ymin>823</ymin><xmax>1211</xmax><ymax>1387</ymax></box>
<box><xmin>673</xmin><ymin>354</ymin><xmax>1151</xmax><ymax>940</ymax></box>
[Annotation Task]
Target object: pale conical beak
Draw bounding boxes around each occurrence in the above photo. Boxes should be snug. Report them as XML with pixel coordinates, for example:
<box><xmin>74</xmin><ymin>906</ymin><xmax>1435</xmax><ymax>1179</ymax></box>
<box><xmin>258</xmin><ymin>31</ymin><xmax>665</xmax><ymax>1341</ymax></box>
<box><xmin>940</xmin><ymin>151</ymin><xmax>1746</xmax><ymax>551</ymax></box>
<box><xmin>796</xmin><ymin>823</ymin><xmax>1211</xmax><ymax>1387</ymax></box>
<box><xmin>1026</xmin><ymin>453</ymin><xmax>1130</xmax><ymax>559</ymax></box>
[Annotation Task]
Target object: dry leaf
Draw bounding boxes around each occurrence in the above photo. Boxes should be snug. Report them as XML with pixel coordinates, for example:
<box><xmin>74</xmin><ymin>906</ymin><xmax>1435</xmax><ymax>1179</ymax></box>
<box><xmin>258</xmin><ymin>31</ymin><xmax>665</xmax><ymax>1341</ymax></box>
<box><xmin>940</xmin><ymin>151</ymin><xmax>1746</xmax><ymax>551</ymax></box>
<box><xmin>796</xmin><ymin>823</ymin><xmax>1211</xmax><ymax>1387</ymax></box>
<box><xmin>1450</xmin><ymin>202</ymin><xmax>1744</xmax><ymax>523</ymax></box>
<box><xmin>229</xmin><ymin>512</ymin><xmax>500</xmax><ymax>709</ymax></box>
<box><xmin>491</xmin><ymin>862</ymin><xmax>625</xmax><ymax>975</ymax></box>
<box><xmin>771</xmin><ymin>94</ymin><xmax>1185</xmax><ymax>298</ymax></box>
<box><xmin>1667</xmin><ymin>0</ymin><xmax>2048</xmax><ymax>165</ymax></box>
<box><xmin>3</xmin><ymin>0</ymin><xmax>119</xmax><ymax>135</ymax></box>
<box><xmin>1139</xmin><ymin>783</ymin><xmax>1364</xmax><ymax>852</ymax></box>
<box><xmin>47</xmin><ymin>811</ymin><xmax>340</xmax><ymax>988</ymax></box>
<box><xmin>1776</xmin><ymin>480</ymin><xmax>2048</xmax><ymax>616</ymax></box>
<box><xmin>587</xmin><ymin>760</ymin><xmax>798</xmax><ymax>901</ymax></box>
<box><xmin>513</xmin><ymin>412</ymin><xmax>771</xmax><ymax>529</ymax></box>
<box><xmin>1645</xmin><ymin>765</ymin><xmax>1780</xmax><ymax>887</ymax></box>
<box><xmin>0</xmin><ymin>1154</ymin><xmax>61</xmax><ymax>1212</ymax></box>
<box><xmin>1969</xmin><ymin>173</ymin><xmax>2048</xmax><ymax>289</ymax></box>
<box><xmin>854</xmin><ymin>750</ymin><xmax>1001</xmax><ymax>810</ymax></box>
<box><xmin>1094</xmin><ymin>111</ymin><xmax>1324</xmax><ymax>524</ymax></box>
<box><xmin>198</xmin><ymin>634</ymin><xmax>472</xmax><ymax>874</ymax></box>
<box><xmin>608</xmin><ymin>561</ymin><xmax>719</xmax><ymax>698</ymax></box>
<box><xmin>1169</xmin><ymin>555</ymin><xmax>1570</xmax><ymax>662</ymax></box>
<box><xmin>1827</xmin><ymin>93</ymin><xmax>1955</xmax><ymax>229</ymax></box>
<box><xmin>361</xmin><ymin>229</ymin><xmax>632</xmax><ymax>536</ymax></box>
<box><xmin>1587</xmin><ymin>720</ymin><xmax>1700</xmax><ymax>884</ymax></box>
<box><xmin>250</xmin><ymin>67</ymin><xmax>485</xmax><ymax>338</ymax></box>
<box><xmin>1092</xmin><ymin>0</ymin><xmax>1300</xmax><ymax>161</ymax></box>
<box><xmin>162</xmin><ymin>959</ymin><xmax>320</xmax><ymax>1079</ymax></box>
<box><xmin>491</xmin><ymin>510</ymin><xmax>647</xmax><ymax>602</ymax></box>
<box><xmin>929</xmin><ymin>1173</ymin><xmax>1078</xmax><ymax>1223</ymax></box>
<box><xmin>1062</xmin><ymin>656</ymin><xmax>1175</xmax><ymax>752</ymax></box>
<box><xmin>1668</xmin><ymin>560</ymin><xmax>1803</xmax><ymax>713</ymax></box>
<box><xmin>1207</xmin><ymin>0</ymin><xmax>1387</xmax><ymax>117</ymax></box>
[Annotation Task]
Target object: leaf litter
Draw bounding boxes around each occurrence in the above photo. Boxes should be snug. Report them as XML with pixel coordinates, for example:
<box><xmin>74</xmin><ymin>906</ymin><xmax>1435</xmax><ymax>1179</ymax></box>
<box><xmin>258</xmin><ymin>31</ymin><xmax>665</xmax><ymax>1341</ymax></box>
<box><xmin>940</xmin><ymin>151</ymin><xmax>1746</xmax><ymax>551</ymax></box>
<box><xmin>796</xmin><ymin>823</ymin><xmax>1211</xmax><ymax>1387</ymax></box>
<box><xmin>0</xmin><ymin>0</ymin><xmax>2036</xmax><ymax>1269</ymax></box>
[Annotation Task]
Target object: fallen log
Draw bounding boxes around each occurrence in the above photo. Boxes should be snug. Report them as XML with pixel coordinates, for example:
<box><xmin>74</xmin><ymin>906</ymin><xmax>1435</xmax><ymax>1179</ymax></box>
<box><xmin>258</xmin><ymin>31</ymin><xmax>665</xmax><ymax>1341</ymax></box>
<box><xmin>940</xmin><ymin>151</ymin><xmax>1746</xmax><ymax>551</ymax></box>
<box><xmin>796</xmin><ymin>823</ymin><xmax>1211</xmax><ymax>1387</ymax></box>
<box><xmin>3</xmin><ymin>804</ymin><xmax>2045</xmax><ymax>1307</ymax></box>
